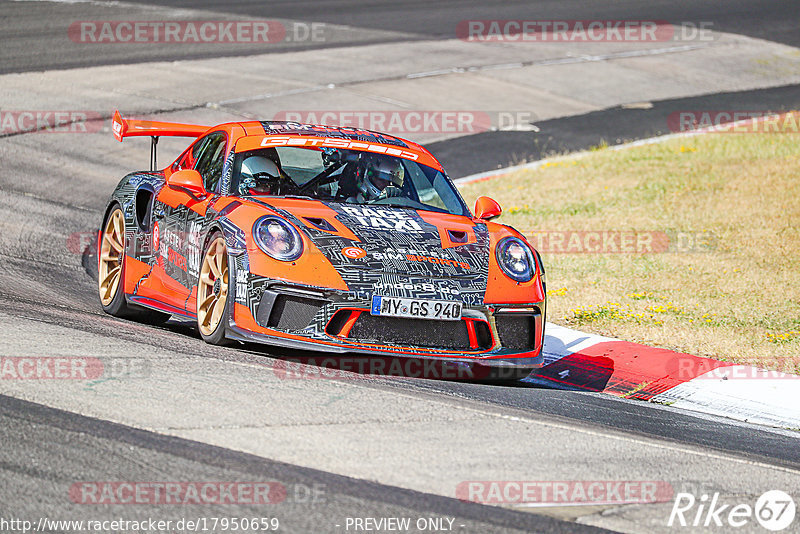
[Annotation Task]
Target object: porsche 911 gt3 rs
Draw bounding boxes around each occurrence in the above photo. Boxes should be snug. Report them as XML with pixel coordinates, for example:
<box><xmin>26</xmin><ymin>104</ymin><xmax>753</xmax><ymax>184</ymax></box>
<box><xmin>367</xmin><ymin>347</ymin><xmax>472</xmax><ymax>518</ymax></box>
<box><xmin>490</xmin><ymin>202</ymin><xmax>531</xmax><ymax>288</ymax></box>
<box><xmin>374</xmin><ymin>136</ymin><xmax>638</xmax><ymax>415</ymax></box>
<box><xmin>99</xmin><ymin>111</ymin><xmax>546</xmax><ymax>377</ymax></box>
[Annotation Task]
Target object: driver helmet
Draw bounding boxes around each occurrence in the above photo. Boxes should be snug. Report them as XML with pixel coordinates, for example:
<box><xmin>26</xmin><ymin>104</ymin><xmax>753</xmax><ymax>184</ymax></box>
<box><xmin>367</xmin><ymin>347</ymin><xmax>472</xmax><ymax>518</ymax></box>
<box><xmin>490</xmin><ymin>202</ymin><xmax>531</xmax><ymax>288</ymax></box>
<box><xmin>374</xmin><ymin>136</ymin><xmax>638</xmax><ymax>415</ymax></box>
<box><xmin>357</xmin><ymin>155</ymin><xmax>404</xmax><ymax>201</ymax></box>
<box><xmin>240</xmin><ymin>156</ymin><xmax>281</xmax><ymax>195</ymax></box>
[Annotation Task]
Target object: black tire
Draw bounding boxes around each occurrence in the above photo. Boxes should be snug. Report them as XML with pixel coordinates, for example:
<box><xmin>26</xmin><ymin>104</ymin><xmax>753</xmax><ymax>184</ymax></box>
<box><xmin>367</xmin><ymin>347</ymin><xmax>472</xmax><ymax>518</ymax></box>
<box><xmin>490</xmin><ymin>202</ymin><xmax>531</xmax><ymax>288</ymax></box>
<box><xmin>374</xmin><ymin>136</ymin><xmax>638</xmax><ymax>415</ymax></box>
<box><xmin>98</xmin><ymin>204</ymin><xmax>170</xmax><ymax>324</ymax></box>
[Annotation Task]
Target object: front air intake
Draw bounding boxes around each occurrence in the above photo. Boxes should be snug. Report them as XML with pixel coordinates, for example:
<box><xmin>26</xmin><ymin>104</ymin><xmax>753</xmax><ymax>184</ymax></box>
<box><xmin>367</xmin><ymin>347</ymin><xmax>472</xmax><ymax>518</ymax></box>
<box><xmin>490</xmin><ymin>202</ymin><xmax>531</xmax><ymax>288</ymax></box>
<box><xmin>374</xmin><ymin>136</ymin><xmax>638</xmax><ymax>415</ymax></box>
<box><xmin>493</xmin><ymin>310</ymin><xmax>538</xmax><ymax>351</ymax></box>
<box><xmin>256</xmin><ymin>291</ymin><xmax>328</xmax><ymax>331</ymax></box>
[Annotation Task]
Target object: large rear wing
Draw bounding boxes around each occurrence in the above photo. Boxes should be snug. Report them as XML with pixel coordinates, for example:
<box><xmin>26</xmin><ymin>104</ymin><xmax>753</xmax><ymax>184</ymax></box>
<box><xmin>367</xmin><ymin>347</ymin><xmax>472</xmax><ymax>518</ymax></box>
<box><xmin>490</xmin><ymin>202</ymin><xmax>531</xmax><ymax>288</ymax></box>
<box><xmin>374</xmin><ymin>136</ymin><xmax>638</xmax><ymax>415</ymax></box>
<box><xmin>111</xmin><ymin>110</ymin><xmax>209</xmax><ymax>142</ymax></box>
<box><xmin>111</xmin><ymin>110</ymin><xmax>210</xmax><ymax>170</ymax></box>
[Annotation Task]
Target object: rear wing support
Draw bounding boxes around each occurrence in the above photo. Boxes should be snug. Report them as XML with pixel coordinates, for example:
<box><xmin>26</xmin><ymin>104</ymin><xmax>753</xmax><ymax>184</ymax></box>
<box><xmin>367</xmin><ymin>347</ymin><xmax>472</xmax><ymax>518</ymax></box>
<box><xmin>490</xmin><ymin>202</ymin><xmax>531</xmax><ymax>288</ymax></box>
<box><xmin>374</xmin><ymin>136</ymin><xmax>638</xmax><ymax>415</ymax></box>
<box><xmin>150</xmin><ymin>136</ymin><xmax>159</xmax><ymax>171</ymax></box>
<box><xmin>112</xmin><ymin>110</ymin><xmax>210</xmax><ymax>171</ymax></box>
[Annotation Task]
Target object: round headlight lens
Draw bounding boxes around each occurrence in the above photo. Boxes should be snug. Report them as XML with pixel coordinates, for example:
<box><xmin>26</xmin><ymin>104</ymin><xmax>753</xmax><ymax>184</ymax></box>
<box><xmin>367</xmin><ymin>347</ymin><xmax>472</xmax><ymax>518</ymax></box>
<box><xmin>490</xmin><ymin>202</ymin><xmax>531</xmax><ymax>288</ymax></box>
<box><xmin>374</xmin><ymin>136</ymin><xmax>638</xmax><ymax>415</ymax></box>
<box><xmin>496</xmin><ymin>236</ymin><xmax>535</xmax><ymax>282</ymax></box>
<box><xmin>253</xmin><ymin>216</ymin><xmax>303</xmax><ymax>261</ymax></box>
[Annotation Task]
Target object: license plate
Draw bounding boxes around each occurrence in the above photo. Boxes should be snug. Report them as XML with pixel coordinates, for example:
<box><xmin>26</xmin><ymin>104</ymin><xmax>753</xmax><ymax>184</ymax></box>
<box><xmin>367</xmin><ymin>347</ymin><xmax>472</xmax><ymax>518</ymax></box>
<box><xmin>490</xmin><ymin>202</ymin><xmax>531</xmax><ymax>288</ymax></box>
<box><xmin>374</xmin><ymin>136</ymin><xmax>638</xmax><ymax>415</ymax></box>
<box><xmin>370</xmin><ymin>296</ymin><xmax>462</xmax><ymax>321</ymax></box>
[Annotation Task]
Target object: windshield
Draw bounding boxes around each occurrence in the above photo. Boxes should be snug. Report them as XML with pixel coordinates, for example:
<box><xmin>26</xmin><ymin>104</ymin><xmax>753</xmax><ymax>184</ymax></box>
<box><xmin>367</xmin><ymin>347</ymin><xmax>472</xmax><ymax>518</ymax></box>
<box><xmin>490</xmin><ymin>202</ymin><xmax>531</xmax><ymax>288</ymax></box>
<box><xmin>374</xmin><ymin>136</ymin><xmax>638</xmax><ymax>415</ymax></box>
<box><xmin>231</xmin><ymin>146</ymin><xmax>470</xmax><ymax>216</ymax></box>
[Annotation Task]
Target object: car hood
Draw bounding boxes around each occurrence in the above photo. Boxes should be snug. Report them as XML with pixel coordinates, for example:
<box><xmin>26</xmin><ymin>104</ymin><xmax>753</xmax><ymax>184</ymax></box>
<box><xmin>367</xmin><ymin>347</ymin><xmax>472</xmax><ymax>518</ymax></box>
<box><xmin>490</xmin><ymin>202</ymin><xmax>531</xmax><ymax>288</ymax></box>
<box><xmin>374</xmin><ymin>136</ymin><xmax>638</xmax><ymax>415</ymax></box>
<box><xmin>251</xmin><ymin>198</ymin><xmax>491</xmax><ymax>304</ymax></box>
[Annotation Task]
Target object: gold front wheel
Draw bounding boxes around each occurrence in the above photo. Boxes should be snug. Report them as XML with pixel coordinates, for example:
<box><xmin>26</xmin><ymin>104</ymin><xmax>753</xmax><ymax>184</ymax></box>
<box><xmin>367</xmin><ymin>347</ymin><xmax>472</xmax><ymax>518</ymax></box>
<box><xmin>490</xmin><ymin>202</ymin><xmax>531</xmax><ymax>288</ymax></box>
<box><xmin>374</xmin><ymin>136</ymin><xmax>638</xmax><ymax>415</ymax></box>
<box><xmin>99</xmin><ymin>208</ymin><xmax>125</xmax><ymax>306</ymax></box>
<box><xmin>197</xmin><ymin>236</ymin><xmax>229</xmax><ymax>337</ymax></box>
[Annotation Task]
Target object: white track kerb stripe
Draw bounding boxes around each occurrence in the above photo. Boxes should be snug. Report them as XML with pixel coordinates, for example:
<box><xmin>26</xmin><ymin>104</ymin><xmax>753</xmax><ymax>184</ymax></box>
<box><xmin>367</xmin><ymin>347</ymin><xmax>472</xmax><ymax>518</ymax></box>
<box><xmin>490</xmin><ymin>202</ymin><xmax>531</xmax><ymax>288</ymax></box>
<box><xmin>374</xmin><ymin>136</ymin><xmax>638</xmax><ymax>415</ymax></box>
<box><xmin>455</xmin><ymin>115</ymin><xmax>800</xmax><ymax>430</ymax></box>
<box><xmin>524</xmin><ymin>323</ymin><xmax>800</xmax><ymax>429</ymax></box>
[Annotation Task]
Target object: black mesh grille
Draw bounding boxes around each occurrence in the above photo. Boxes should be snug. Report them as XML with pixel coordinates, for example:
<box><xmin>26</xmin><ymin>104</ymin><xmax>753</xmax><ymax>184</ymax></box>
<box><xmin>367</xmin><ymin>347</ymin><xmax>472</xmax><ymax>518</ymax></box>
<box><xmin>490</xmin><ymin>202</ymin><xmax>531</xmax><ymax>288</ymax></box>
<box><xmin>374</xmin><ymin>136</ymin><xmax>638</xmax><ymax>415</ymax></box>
<box><xmin>349</xmin><ymin>315</ymin><xmax>471</xmax><ymax>350</ymax></box>
<box><xmin>261</xmin><ymin>294</ymin><xmax>326</xmax><ymax>330</ymax></box>
<box><xmin>494</xmin><ymin>313</ymin><xmax>536</xmax><ymax>351</ymax></box>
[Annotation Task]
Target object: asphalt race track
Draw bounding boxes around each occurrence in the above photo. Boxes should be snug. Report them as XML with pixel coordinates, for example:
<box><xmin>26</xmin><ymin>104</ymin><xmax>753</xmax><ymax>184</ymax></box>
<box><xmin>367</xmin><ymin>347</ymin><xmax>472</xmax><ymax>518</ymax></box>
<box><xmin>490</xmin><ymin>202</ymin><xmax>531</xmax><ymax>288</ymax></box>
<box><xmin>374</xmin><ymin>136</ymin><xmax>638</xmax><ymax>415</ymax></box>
<box><xmin>4</xmin><ymin>0</ymin><xmax>800</xmax><ymax>74</ymax></box>
<box><xmin>1</xmin><ymin>1</ymin><xmax>799</xmax><ymax>533</ymax></box>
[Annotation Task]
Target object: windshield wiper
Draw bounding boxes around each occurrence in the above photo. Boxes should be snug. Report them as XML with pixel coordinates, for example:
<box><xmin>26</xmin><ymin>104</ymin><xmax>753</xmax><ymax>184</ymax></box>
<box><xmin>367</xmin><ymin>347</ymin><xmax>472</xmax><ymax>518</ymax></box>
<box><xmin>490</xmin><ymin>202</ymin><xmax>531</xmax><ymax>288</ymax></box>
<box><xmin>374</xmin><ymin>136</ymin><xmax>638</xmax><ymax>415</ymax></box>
<box><xmin>280</xmin><ymin>194</ymin><xmax>315</xmax><ymax>200</ymax></box>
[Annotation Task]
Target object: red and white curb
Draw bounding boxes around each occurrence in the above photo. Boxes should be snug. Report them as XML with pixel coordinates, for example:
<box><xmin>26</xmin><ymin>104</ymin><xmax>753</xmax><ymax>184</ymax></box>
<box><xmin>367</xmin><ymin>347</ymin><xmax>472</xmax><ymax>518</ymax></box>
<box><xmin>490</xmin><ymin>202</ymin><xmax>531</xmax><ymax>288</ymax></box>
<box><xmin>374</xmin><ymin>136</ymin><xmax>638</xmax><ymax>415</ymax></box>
<box><xmin>524</xmin><ymin>324</ymin><xmax>800</xmax><ymax>429</ymax></box>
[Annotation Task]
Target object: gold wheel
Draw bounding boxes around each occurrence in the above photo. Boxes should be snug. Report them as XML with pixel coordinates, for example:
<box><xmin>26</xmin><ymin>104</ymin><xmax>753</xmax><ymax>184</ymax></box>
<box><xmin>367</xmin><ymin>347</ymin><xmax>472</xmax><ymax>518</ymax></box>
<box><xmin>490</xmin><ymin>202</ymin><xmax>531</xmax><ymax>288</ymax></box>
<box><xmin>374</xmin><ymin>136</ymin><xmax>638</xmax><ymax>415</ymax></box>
<box><xmin>99</xmin><ymin>209</ymin><xmax>125</xmax><ymax>306</ymax></box>
<box><xmin>197</xmin><ymin>236</ymin><xmax>229</xmax><ymax>336</ymax></box>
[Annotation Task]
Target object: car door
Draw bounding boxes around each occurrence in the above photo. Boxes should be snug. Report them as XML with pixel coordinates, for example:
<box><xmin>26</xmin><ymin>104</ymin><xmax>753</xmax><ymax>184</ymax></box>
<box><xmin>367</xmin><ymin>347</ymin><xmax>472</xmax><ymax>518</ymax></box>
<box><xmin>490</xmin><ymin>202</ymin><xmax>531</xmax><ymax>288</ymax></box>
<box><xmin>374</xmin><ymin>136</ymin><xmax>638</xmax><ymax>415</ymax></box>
<box><xmin>183</xmin><ymin>131</ymin><xmax>228</xmax><ymax>294</ymax></box>
<box><xmin>150</xmin><ymin>132</ymin><xmax>225</xmax><ymax>311</ymax></box>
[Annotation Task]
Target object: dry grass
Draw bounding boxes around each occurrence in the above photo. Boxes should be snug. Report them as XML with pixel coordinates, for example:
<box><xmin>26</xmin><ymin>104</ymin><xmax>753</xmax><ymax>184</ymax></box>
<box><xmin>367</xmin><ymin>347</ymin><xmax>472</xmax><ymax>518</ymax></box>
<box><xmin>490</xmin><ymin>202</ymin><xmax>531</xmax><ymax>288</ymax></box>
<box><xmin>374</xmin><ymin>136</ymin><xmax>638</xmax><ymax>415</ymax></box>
<box><xmin>459</xmin><ymin>118</ymin><xmax>800</xmax><ymax>372</ymax></box>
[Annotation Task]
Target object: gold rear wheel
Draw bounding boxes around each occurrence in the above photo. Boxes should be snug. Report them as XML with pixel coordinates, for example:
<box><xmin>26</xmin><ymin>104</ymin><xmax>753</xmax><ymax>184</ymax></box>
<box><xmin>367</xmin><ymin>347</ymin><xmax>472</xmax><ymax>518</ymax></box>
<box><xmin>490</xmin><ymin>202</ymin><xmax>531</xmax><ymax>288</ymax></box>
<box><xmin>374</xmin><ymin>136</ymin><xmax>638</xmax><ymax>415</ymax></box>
<box><xmin>99</xmin><ymin>208</ymin><xmax>125</xmax><ymax>306</ymax></box>
<box><xmin>197</xmin><ymin>236</ymin><xmax>229</xmax><ymax>336</ymax></box>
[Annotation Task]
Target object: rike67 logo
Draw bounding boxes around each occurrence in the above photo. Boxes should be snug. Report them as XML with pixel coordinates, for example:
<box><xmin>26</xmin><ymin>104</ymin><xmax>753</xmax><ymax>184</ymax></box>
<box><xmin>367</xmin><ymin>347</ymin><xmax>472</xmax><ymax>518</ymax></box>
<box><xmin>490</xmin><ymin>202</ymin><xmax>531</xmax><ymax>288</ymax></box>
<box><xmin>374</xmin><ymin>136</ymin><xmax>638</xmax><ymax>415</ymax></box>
<box><xmin>669</xmin><ymin>490</ymin><xmax>795</xmax><ymax>531</ymax></box>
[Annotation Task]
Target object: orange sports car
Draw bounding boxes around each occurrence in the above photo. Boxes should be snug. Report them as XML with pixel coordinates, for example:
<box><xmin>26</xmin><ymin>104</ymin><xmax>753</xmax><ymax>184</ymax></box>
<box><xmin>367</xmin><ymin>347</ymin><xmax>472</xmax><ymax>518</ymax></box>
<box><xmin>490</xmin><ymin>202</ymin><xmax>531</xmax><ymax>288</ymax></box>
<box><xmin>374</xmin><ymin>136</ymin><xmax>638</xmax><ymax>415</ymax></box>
<box><xmin>99</xmin><ymin>111</ymin><xmax>546</xmax><ymax>378</ymax></box>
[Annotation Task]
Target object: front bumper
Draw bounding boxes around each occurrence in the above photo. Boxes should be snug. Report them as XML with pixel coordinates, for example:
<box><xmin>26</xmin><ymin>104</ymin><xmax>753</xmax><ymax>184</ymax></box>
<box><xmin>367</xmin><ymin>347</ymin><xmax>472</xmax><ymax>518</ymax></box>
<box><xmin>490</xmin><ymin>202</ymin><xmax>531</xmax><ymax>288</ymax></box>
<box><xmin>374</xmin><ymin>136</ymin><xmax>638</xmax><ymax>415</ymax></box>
<box><xmin>229</xmin><ymin>277</ymin><xmax>545</xmax><ymax>368</ymax></box>
<box><xmin>227</xmin><ymin>322</ymin><xmax>543</xmax><ymax>368</ymax></box>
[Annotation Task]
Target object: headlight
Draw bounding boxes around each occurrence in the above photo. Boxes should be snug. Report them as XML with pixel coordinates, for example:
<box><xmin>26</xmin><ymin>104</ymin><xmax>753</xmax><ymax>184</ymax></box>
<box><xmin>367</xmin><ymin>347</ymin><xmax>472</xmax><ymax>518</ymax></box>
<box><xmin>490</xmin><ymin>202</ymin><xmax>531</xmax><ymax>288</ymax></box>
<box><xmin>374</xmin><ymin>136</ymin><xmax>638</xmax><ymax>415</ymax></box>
<box><xmin>496</xmin><ymin>236</ymin><xmax>535</xmax><ymax>282</ymax></box>
<box><xmin>253</xmin><ymin>216</ymin><xmax>303</xmax><ymax>261</ymax></box>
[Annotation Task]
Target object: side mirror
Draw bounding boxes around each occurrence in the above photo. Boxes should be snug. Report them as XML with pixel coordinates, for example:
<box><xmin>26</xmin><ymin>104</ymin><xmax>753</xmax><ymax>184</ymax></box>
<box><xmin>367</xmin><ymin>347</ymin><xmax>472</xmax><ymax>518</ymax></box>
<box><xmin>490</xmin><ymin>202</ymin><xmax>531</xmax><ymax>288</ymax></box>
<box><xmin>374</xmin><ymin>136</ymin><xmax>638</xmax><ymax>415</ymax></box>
<box><xmin>167</xmin><ymin>169</ymin><xmax>205</xmax><ymax>197</ymax></box>
<box><xmin>474</xmin><ymin>196</ymin><xmax>502</xmax><ymax>220</ymax></box>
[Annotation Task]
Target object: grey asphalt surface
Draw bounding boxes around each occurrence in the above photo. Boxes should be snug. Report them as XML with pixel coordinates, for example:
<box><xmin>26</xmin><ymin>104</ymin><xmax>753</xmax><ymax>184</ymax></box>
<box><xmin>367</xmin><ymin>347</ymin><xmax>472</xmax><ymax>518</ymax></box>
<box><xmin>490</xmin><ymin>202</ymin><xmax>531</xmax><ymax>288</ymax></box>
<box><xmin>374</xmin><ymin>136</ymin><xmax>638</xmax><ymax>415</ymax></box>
<box><xmin>124</xmin><ymin>0</ymin><xmax>800</xmax><ymax>48</ymax></box>
<box><xmin>1</xmin><ymin>1</ymin><xmax>799</xmax><ymax>533</ymax></box>
<box><xmin>1</xmin><ymin>394</ymin><xmax>606</xmax><ymax>534</ymax></box>
<box><xmin>3</xmin><ymin>0</ymin><xmax>800</xmax><ymax>74</ymax></box>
